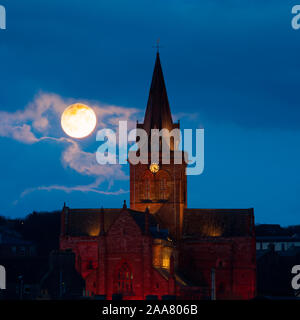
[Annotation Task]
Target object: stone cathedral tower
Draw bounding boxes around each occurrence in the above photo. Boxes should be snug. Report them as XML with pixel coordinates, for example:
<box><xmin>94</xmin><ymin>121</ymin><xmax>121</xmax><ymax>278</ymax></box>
<box><xmin>129</xmin><ymin>52</ymin><xmax>187</xmax><ymax>240</ymax></box>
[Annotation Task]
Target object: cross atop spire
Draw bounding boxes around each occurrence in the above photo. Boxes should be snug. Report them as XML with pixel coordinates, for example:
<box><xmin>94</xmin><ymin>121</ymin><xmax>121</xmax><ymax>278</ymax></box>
<box><xmin>153</xmin><ymin>39</ymin><xmax>161</xmax><ymax>53</ymax></box>
<box><xmin>142</xmin><ymin>52</ymin><xmax>174</xmax><ymax>135</ymax></box>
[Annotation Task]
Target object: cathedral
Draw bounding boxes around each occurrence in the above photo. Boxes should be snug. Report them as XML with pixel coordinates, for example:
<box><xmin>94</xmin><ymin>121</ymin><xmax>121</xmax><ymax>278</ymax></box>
<box><xmin>60</xmin><ymin>53</ymin><xmax>256</xmax><ymax>300</ymax></box>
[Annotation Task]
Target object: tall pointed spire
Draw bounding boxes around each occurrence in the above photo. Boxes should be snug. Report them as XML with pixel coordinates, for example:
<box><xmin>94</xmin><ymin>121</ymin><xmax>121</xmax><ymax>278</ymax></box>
<box><xmin>143</xmin><ymin>52</ymin><xmax>174</xmax><ymax>135</ymax></box>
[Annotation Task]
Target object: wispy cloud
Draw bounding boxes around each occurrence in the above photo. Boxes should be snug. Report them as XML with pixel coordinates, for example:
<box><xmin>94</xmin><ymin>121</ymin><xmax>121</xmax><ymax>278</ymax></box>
<box><xmin>0</xmin><ymin>93</ymin><xmax>66</xmax><ymax>143</ymax></box>
<box><xmin>19</xmin><ymin>177</ymin><xmax>129</xmax><ymax>200</ymax></box>
<box><xmin>0</xmin><ymin>92</ymin><xmax>139</xmax><ymax>201</ymax></box>
<box><xmin>0</xmin><ymin>92</ymin><xmax>139</xmax><ymax>143</ymax></box>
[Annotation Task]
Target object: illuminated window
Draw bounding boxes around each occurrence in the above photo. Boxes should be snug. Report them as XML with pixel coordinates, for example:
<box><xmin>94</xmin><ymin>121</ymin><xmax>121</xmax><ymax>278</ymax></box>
<box><xmin>114</xmin><ymin>262</ymin><xmax>133</xmax><ymax>295</ymax></box>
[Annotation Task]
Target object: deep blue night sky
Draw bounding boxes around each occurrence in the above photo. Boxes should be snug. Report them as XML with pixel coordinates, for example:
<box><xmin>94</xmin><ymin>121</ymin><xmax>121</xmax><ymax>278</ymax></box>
<box><xmin>0</xmin><ymin>0</ymin><xmax>299</xmax><ymax>225</ymax></box>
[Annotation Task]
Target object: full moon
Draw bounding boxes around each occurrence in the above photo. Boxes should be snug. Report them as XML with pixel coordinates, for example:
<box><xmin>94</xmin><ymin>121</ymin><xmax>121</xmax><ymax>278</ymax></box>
<box><xmin>61</xmin><ymin>103</ymin><xmax>97</xmax><ymax>139</ymax></box>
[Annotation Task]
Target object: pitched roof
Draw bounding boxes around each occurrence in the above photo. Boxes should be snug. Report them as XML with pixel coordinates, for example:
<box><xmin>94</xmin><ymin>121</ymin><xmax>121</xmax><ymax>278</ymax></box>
<box><xmin>65</xmin><ymin>207</ymin><xmax>168</xmax><ymax>239</ymax></box>
<box><xmin>142</xmin><ymin>52</ymin><xmax>174</xmax><ymax>134</ymax></box>
<box><xmin>130</xmin><ymin>210</ymin><xmax>168</xmax><ymax>239</ymax></box>
<box><xmin>183</xmin><ymin>208</ymin><xmax>254</xmax><ymax>238</ymax></box>
<box><xmin>66</xmin><ymin>208</ymin><xmax>120</xmax><ymax>237</ymax></box>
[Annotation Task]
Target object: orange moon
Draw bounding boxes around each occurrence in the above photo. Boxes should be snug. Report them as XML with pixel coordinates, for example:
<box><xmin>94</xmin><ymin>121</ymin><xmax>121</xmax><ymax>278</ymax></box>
<box><xmin>61</xmin><ymin>103</ymin><xmax>97</xmax><ymax>139</ymax></box>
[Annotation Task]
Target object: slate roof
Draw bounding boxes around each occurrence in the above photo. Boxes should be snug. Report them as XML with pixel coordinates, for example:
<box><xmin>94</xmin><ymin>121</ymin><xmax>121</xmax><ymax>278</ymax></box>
<box><xmin>66</xmin><ymin>208</ymin><xmax>120</xmax><ymax>237</ymax></box>
<box><xmin>65</xmin><ymin>207</ymin><xmax>168</xmax><ymax>240</ymax></box>
<box><xmin>65</xmin><ymin>207</ymin><xmax>254</xmax><ymax>239</ymax></box>
<box><xmin>183</xmin><ymin>208</ymin><xmax>254</xmax><ymax>238</ymax></box>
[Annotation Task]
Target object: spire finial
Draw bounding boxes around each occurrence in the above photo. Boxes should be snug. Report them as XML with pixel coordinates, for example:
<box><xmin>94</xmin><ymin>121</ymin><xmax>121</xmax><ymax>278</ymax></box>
<box><xmin>156</xmin><ymin>39</ymin><xmax>160</xmax><ymax>53</ymax></box>
<box><xmin>153</xmin><ymin>39</ymin><xmax>162</xmax><ymax>53</ymax></box>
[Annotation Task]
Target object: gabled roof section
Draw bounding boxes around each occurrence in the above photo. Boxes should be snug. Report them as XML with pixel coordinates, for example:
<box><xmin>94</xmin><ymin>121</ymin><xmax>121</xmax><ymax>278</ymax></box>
<box><xmin>142</xmin><ymin>52</ymin><xmax>174</xmax><ymax>134</ymax></box>
<box><xmin>64</xmin><ymin>207</ymin><xmax>168</xmax><ymax>239</ymax></box>
<box><xmin>130</xmin><ymin>210</ymin><xmax>168</xmax><ymax>239</ymax></box>
<box><xmin>183</xmin><ymin>208</ymin><xmax>254</xmax><ymax>239</ymax></box>
<box><xmin>66</xmin><ymin>208</ymin><xmax>120</xmax><ymax>237</ymax></box>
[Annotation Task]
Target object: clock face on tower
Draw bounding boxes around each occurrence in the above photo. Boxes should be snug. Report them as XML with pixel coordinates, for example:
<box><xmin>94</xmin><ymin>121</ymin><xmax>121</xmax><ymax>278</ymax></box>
<box><xmin>149</xmin><ymin>163</ymin><xmax>160</xmax><ymax>174</ymax></box>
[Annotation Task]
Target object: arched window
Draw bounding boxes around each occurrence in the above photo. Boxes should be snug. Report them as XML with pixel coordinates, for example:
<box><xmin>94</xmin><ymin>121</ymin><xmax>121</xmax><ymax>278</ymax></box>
<box><xmin>114</xmin><ymin>262</ymin><xmax>133</xmax><ymax>295</ymax></box>
<box><xmin>156</xmin><ymin>170</ymin><xmax>170</xmax><ymax>200</ymax></box>
<box><xmin>141</xmin><ymin>171</ymin><xmax>153</xmax><ymax>200</ymax></box>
